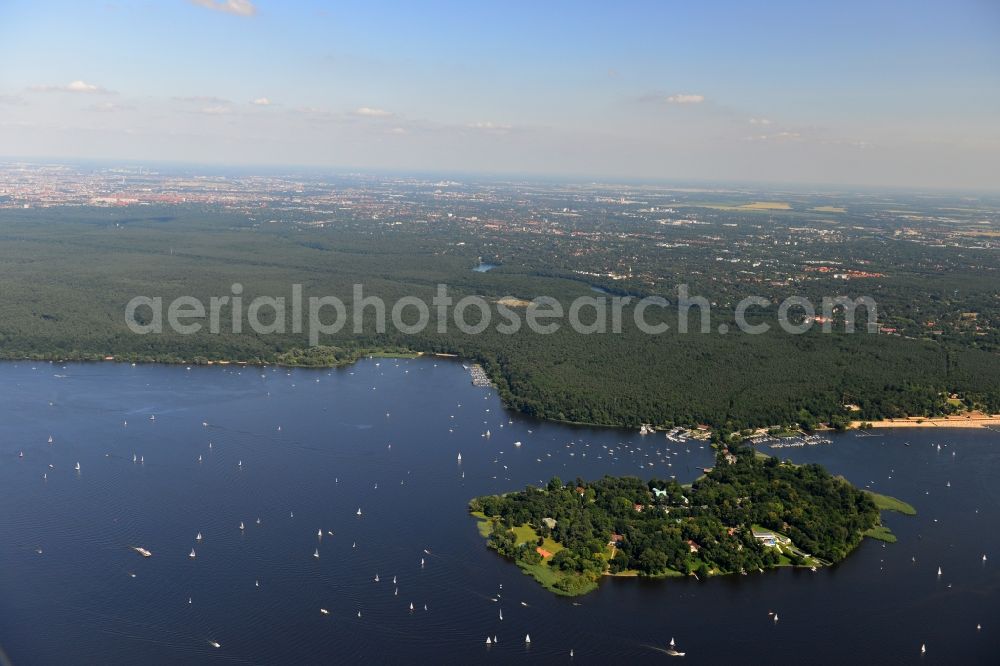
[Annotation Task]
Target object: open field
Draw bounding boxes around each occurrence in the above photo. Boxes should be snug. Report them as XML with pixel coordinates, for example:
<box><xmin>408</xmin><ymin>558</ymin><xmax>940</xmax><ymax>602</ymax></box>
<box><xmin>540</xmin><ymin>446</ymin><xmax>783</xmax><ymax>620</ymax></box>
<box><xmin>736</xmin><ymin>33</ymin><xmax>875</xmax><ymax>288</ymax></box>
<box><xmin>740</xmin><ymin>201</ymin><xmax>792</xmax><ymax>210</ymax></box>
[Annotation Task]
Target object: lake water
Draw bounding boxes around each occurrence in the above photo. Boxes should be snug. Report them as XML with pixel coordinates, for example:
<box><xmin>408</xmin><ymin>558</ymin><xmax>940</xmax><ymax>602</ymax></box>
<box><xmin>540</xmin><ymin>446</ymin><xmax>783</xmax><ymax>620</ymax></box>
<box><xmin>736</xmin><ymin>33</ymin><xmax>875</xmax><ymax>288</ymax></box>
<box><xmin>0</xmin><ymin>359</ymin><xmax>997</xmax><ymax>664</ymax></box>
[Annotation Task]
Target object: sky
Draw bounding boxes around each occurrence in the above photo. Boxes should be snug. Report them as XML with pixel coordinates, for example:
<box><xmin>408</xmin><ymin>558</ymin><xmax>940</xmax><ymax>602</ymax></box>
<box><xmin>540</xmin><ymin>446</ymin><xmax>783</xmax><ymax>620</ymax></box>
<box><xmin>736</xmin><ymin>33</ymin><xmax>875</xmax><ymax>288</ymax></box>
<box><xmin>1</xmin><ymin>0</ymin><xmax>998</xmax><ymax>189</ymax></box>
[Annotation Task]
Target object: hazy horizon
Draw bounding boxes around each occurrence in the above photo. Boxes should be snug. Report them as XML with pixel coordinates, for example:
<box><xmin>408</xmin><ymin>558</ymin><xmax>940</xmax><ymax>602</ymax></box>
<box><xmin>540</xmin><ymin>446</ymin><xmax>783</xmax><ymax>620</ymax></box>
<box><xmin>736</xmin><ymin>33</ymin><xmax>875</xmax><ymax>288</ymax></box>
<box><xmin>2</xmin><ymin>0</ymin><xmax>998</xmax><ymax>190</ymax></box>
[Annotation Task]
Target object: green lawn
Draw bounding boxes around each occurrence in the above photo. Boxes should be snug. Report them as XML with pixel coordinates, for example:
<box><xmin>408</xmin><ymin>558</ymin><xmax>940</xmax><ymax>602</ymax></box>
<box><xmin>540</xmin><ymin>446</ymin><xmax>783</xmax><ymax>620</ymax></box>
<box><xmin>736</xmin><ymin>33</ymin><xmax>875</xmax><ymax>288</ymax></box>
<box><xmin>517</xmin><ymin>562</ymin><xmax>598</xmax><ymax>596</ymax></box>
<box><xmin>864</xmin><ymin>525</ymin><xmax>897</xmax><ymax>542</ymax></box>
<box><xmin>366</xmin><ymin>349</ymin><xmax>422</xmax><ymax>359</ymax></box>
<box><xmin>610</xmin><ymin>567</ymin><xmax>684</xmax><ymax>578</ymax></box>
<box><xmin>471</xmin><ymin>511</ymin><xmax>492</xmax><ymax>537</ymax></box>
<box><xmin>471</xmin><ymin>515</ymin><xmax>564</xmax><ymax>557</ymax></box>
<box><xmin>471</xmin><ymin>516</ymin><xmax>591</xmax><ymax>594</ymax></box>
<box><xmin>866</xmin><ymin>491</ymin><xmax>917</xmax><ymax>515</ymax></box>
<box><xmin>511</xmin><ymin>523</ymin><xmax>564</xmax><ymax>555</ymax></box>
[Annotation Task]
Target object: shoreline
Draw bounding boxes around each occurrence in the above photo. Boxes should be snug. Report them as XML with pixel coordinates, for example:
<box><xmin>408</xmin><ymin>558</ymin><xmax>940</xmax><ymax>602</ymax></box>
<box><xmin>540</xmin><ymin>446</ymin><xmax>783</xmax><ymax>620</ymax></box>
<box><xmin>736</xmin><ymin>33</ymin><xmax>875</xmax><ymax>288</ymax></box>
<box><xmin>851</xmin><ymin>415</ymin><xmax>1000</xmax><ymax>429</ymax></box>
<box><xmin>4</xmin><ymin>353</ymin><xmax>996</xmax><ymax>433</ymax></box>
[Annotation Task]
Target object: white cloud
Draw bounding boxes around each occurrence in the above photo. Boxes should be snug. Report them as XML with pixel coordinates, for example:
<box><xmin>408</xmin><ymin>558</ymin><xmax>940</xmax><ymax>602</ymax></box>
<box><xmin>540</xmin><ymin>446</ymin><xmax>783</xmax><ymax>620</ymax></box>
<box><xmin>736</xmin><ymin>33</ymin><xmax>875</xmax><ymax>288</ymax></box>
<box><xmin>744</xmin><ymin>131</ymin><xmax>801</xmax><ymax>142</ymax></box>
<box><xmin>89</xmin><ymin>102</ymin><xmax>132</xmax><ymax>112</ymax></box>
<box><xmin>30</xmin><ymin>80</ymin><xmax>114</xmax><ymax>94</ymax></box>
<box><xmin>199</xmin><ymin>105</ymin><xmax>233</xmax><ymax>115</ymax></box>
<box><xmin>468</xmin><ymin>121</ymin><xmax>512</xmax><ymax>131</ymax></box>
<box><xmin>174</xmin><ymin>95</ymin><xmax>231</xmax><ymax>104</ymax></box>
<box><xmin>251</xmin><ymin>97</ymin><xmax>272</xmax><ymax>106</ymax></box>
<box><xmin>189</xmin><ymin>0</ymin><xmax>256</xmax><ymax>16</ymax></box>
<box><xmin>67</xmin><ymin>80</ymin><xmax>100</xmax><ymax>93</ymax></box>
<box><xmin>823</xmin><ymin>138</ymin><xmax>872</xmax><ymax>149</ymax></box>
<box><xmin>749</xmin><ymin>117</ymin><xmax>771</xmax><ymax>125</ymax></box>
<box><xmin>665</xmin><ymin>93</ymin><xmax>705</xmax><ymax>104</ymax></box>
<box><xmin>354</xmin><ymin>107</ymin><xmax>394</xmax><ymax>118</ymax></box>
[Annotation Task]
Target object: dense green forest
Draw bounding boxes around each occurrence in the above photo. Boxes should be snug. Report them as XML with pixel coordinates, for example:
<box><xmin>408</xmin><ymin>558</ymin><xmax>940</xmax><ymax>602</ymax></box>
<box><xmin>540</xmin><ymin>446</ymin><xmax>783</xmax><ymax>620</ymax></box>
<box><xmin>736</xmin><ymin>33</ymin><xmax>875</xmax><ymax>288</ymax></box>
<box><xmin>0</xmin><ymin>204</ymin><xmax>998</xmax><ymax>430</ymax></box>
<box><xmin>470</xmin><ymin>446</ymin><xmax>888</xmax><ymax>595</ymax></box>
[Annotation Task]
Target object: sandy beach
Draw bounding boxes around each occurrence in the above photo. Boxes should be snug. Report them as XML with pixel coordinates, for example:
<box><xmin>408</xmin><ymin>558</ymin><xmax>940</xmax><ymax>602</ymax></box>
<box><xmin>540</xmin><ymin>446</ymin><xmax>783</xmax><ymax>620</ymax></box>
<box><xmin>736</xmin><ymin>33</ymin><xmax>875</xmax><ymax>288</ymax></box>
<box><xmin>852</xmin><ymin>414</ymin><xmax>1000</xmax><ymax>429</ymax></box>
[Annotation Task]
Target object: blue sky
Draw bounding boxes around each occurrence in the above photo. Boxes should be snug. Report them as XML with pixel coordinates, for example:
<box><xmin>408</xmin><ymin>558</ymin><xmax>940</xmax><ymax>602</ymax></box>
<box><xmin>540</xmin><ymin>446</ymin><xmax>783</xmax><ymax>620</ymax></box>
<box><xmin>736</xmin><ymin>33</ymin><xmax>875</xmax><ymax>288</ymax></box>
<box><xmin>1</xmin><ymin>0</ymin><xmax>998</xmax><ymax>188</ymax></box>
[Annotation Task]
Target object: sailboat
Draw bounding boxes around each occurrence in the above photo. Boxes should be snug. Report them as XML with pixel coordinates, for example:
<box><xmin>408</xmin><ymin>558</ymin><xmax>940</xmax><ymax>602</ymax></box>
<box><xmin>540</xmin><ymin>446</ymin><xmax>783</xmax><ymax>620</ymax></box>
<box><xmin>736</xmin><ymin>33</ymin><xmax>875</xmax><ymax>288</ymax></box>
<box><xmin>133</xmin><ymin>453</ymin><xmax>137</xmax><ymax>463</ymax></box>
<box><xmin>198</xmin><ymin>455</ymin><xmax>202</xmax><ymax>463</ymax></box>
<box><xmin>313</xmin><ymin>548</ymin><xmax>320</xmax><ymax>558</ymax></box>
<box><xmin>937</xmin><ymin>566</ymin><xmax>942</xmax><ymax>576</ymax></box>
<box><xmin>983</xmin><ymin>554</ymin><xmax>988</xmax><ymax>562</ymax></box>
<box><xmin>392</xmin><ymin>575</ymin><xmax>397</xmax><ymax>584</ymax></box>
<box><xmin>320</xmin><ymin>608</ymin><xmax>329</xmax><ymax>615</ymax></box>
<box><xmin>666</xmin><ymin>636</ymin><xmax>685</xmax><ymax>657</ymax></box>
<box><xmin>525</xmin><ymin>634</ymin><xmax>531</xmax><ymax>644</ymax></box>
<box><xmin>189</xmin><ymin>548</ymin><xmax>196</xmax><ymax>558</ymax></box>
<box><xmin>48</xmin><ymin>436</ymin><xmax>53</xmax><ymax>444</ymax></box>
<box><xmin>421</xmin><ymin>558</ymin><xmax>425</xmax><ymax>567</ymax></box>
<box><xmin>357</xmin><ymin>507</ymin><xmax>363</xmax><ymax>516</ymax></box>
<box><xmin>374</xmin><ymin>574</ymin><xmax>380</xmax><ymax>582</ymax></box>
<box><xmin>921</xmin><ymin>643</ymin><xmax>926</xmax><ymax>654</ymax></box>
<box><xmin>196</xmin><ymin>532</ymin><xmax>202</xmax><ymax>541</ymax></box>
<box><xmin>409</xmin><ymin>602</ymin><xmax>414</xmax><ymax>611</ymax></box>
<box><xmin>74</xmin><ymin>462</ymin><xmax>81</xmax><ymax>471</ymax></box>
<box><xmin>318</xmin><ymin>529</ymin><xmax>323</xmax><ymax>538</ymax></box>
<box><xmin>773</xmin><ymin>613</ymin><xmax>779</xmax><ymax>623</ymax></box>
<box><xmin>499</xmin><ymin>609</ymin><xmax>503</xmax><ymax>620</ymax></box>
<box><xmin>457</xmin><ymin>452</ymin><xmax>462</xmax><ymax>462</ymax></box>
<box><xmin>239</xmin><ymin>521</ymin><xmax>245</xmax><ymax>531</ymax></box>
<box><xmin>486</xmin><ymin>637</ymin><xmax>492</xmax><ymax>645</ymax></box>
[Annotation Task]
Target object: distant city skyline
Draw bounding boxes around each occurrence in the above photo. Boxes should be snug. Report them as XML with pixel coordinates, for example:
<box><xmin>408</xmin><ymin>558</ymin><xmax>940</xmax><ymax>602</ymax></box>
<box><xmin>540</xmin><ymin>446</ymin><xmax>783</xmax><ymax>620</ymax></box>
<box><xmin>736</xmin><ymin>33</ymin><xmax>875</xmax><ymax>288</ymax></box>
<box><xmin>1</xmin><ymin>0</ymin><xmax>998</xmax><ymax>190</ymax></box>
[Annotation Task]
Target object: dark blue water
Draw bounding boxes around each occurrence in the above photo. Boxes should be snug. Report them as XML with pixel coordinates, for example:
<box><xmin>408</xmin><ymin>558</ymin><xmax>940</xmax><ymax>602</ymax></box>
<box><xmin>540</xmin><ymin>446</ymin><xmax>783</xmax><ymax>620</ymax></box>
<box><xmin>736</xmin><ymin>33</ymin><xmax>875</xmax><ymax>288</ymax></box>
<box><xmin>0</xmin><ymin>359</ymin><xmax>997</xmax><ymax>664</ymax></box>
